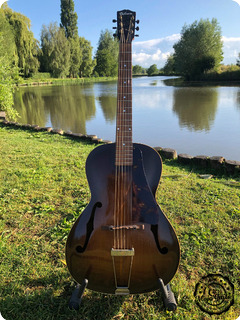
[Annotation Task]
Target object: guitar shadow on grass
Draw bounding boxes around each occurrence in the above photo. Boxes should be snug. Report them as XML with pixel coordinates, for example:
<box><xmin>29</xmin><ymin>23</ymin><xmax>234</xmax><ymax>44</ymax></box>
<box><xmin>0</xmin><ymin>276</ymin><xmax>125</xmax><ymax>320</ymax></box>
<box><xmin>1</xmin><ymin>275</ymin><xmax>166</xmax><ymax>320</ymax></box>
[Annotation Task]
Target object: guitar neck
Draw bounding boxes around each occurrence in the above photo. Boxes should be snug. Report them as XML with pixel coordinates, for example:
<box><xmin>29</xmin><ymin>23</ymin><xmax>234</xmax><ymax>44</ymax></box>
<box><xmin>115</xmin><ymin>41</ymin><xmax>133</xmax><ymax>166</ymax></box>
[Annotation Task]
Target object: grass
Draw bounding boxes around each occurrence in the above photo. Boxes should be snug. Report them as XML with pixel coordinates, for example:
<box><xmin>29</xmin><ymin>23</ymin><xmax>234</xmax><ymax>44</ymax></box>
<box><xmin>16</xmin><ymin>76</ymin><xmax>118</xmax><ymax>87</ymax></box>
<box><xmin>0</xmin><ymin>124</ymin><xmax>239</xmax><ymax>320</ymax></box>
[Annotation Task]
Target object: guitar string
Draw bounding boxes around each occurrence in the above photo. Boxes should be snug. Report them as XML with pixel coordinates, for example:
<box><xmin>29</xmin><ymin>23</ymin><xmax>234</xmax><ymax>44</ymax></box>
<box><xmin>124</xmin><ymin>31</ymin><xmax>129</xmax><ymax>250</ymax></box>
<box><xmin>119</xmin><ymin>31</ymin><xmax>124</xmax><ymax>250</ymax></box>
<box><xmin>118</xmin><ymin>34</ymin><xmax>123</xmax><ymax>250</ymax></box>
<box><xmin>127</xmin><ymin>23</ymin><xmax>133</xmax><ymax>251</ymax></box>
<box><xmin>120</xmin><ymin>37</ymin><xmax>124</xmax><ymax>251</ymax></box>
<box><xmin>122</xmin><ymin>37</ymin><xmax>126</xmax><ymax>250</ymax></box>
<box><xmin>128</xmin><ymin>40</ymin><xmax>132</xmax><ymax>251</ymax></box>
<box><xmin>114</xmin><ymin>30</ymin><xmax>122</xmax><ymax>250</ymax></box>
<box><xmin>114</xmin><ymin>23</ymin><xmax>133</xmax><ymax>251</ymax></box>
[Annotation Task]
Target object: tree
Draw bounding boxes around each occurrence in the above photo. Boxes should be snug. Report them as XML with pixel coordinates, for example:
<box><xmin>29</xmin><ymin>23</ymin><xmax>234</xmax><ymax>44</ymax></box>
<box><xmin>60</xmin><ymin>0</ymin><xmax>80</xmax><ymax>77</ymax></box>
<box><xmin>162</xmin><ymin>54</ymin><xmax>176</xmax><ymax>74</ymax></box>
<box><xmin>173</xmin><ymin>18</ymin><xmax>223</xmax><ymax>79</ymax></box>
<box><xmin>237</xmin><ymin>53</ymin><xmax>240</xmax><ymax>67</ymax></box>
<box><xmin>3</xmin><ymin>6</ymin><xmax>39</xmax><ymax>77</ymax></box>
<box><xmin>79</xmin><ymin>37</ymin><xmax>96</xmax><ymax>77</ymax></box>
<box><xmin>40</xmin><ymin>23</ymin><xmax>70</xmax><ymax>78</ymax></box>
<box><xmin>133</xmin><ymin>65</ymin><xmax>144</xmax><ymax>75</ymax></box>
<box><xmin>68</xmin><ymin>36</ymin><xmax>81</xmax><ymax>77</ymax></box>
<box><xmin>60</xmin><ymin>0</ymin><xmax>78</xmax><ymax>39</ymax></box>
<box><xmin>147</xmin><ymin>64</ymin><xmax>159</xmax><ymax>76</ymax></box>
<box><xmin>94</xmin><ymin>30</ymin><xmax>118</xmax><ymax>77</ymax></box>
<box><xmin>0</xmin><ymin>10</ymin><xmax>19</xmax><ymax>120</ymax></box>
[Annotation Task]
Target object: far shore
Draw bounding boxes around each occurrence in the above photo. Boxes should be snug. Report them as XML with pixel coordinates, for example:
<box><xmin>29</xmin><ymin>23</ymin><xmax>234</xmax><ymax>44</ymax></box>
<box><xmin>16</xmin><ymin>69</ymin><xmax>240</xmax><ymax>88</ymax></box>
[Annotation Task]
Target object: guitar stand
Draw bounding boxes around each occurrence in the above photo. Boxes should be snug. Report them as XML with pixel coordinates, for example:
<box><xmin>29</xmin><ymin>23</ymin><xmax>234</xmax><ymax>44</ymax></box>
<box><xmin>69</xmin><ymin>278</ymin><xmax>177</xmax><ymax>312</ymax></box>
<box><xmin>158</xmin><ymin>278</ymin><xmax>177</xmax><ymax>311</ymax></box>
<box><xmin>69</xmin><ymin>279</ymin><xmax>88</xmax><ymax>310</ymax></box>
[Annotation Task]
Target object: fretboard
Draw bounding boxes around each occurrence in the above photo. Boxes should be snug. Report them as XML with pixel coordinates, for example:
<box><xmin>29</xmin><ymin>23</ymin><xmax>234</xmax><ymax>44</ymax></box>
<box><xmin>115</xmin><ymin>42</ymin><xmax>133</xmax><ymax>166</ymax></box>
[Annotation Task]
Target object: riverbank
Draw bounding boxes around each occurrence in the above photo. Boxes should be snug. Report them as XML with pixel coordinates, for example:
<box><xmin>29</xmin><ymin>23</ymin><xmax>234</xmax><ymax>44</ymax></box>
<box><xmin>0</xmin><ymin>125</ymin><xmax>239</xmax><ymax>320</ymax></box>
<box><xmin>1</xmin><ymin>116</ymin><xmax>240</xmax><ymax>176</ymax></box>
<box><xmin>16</xmin><ymin>69</ymin><xmax>240</xmax><ymax>88</ymax></box>
<box><xmin>162</xmin><ymin>66</ymin><xmax>240</xmax><ymax>86</ymax></box>
<box><xmin>16</xmin><ymin>76</ymin><xmax>118</xmax><ymax>87</ymax></box>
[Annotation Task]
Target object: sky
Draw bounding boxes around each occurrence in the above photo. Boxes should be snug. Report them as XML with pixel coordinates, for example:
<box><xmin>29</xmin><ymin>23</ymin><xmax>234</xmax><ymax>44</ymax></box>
<box><xmin>3</xmin><ymin>0</ymin><xmax>240</xmax><ymax>68</ymax></box>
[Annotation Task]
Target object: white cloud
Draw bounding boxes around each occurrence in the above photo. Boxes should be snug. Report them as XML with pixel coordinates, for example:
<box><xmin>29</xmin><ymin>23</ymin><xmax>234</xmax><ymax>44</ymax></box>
<box><xmin>222</xmin><ymin>36</ymin><xmax>240</xmax><ymax>63</ymax></box>
<box><xmin>0</xmin><ymin>0</ymin><xmax>8</xmax><ymax>7</ymax></box>
<box><xmin>132</xmin><ymin>34</ymin><xmax>240</xmax><ymax>68</ymax></box>
<box><xmin>232</xmin><ymin>0</ymin><xmax>240</xmax><ymax>6</ymax></box>
<box><xmin>132</xmin><ymin>34</ymin><xmax>180</xmax><ymax>68</ymax></box>
<box><xmin>222</xmin><ymin>36</ymin><xmax>240</xmax><ymax>42</ymax></box>
<box><xmin>134</xmin><ymin>34</ymin><xmax>180</xmax><ymax>49</ymax></box>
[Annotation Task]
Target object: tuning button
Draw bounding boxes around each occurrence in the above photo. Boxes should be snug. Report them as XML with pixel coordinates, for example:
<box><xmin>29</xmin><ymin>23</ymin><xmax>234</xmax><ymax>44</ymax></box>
<box><xmin>135</xmin><ymin>35</ymin><xmax>139</xmax><ymax>37</ymax></box>
<box><xmin>113</xmin><ymin>33</ymin><xmax>117</xmax><ymax>38</ymax></box>
<box><xmin>112</xmin><ymin>19</ymin><xmax>117</xmax><ymax>23</ymax></box>
<box><xmin>135</xmin><ymin>27</ymin><xmax>139</xmax><ymax>31</ymax></box>
<box><xmin>112</xmin><ymin>27</ymin><xmax>117</xmax><ymax>29</ymax></box>
<box><xmin>136</xmin><ymin>19</ymin><xmax>140</xmax><ymax>24</ymax></box>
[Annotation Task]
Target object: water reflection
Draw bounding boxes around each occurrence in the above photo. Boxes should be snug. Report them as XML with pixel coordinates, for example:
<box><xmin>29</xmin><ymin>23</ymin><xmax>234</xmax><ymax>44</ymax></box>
<box><xmin>236</xmin><ymin>88</ymin><xmax>240</xmax><ymax>110</ymax></box>
<box><xmin>14</xmin><ymin>85</ymin><xmax>96</xmax><ymax>134</ymax></box>
<box><xmin>90</xmin><ymin>81</ymin><xmax>117</xmax><ymax>123</ymax></box>
<box><xmin>172</xmin><ymin>87</ymin><xmax>218</xmax><ymax>131</ymax></box>
<box><xmin>13</xmin><ymin>77</ymin><xmax>240</xmax><ymax>160</ymax></box>
<box><xmin>14</xmin><ymin>88</ymin><xmax>47</xmax><ymax>127</ymax></box>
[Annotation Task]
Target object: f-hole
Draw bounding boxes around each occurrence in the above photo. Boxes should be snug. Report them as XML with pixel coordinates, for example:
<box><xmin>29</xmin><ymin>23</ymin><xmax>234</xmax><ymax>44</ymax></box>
<box><xmin>151</xmin><ymin>224</ymin><xmax>168</xmax><ymax>254</ymax></box>
<box><xmin>76</xmin><ymin>202</ymin><xmax>102</xmax><ymax>253</ymax></box>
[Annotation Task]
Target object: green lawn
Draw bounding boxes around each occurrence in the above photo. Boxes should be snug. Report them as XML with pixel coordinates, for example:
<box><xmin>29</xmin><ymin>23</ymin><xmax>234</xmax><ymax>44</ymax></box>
<box><xmin>0</xmin><ymin>124</ymin><xmax>239</xmax><ymax>320</ymax></box>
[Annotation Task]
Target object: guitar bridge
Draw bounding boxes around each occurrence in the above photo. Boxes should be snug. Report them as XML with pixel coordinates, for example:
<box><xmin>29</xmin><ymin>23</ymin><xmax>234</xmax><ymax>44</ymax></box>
<box><xmin>102</xmin><ymin>224</ymin><xmax>144</xmax><ymax>231</ymax></box>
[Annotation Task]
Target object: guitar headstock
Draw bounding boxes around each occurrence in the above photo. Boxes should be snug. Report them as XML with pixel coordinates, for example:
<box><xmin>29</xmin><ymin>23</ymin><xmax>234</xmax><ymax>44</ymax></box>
<box><xmin>113</xmin><ymin>9</ymin><xmax>139</xmax><ymax>43</ymax></box>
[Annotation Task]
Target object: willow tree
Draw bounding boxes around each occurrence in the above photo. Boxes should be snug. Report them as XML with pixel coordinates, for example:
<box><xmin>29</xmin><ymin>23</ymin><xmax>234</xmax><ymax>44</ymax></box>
<box><xmin>173</xmin><ymin>18</ymin><xmax>223</xmax><ymax>79</ymax></box>
<box><xmin>3</xmin><ymin>6</ymin><xmax>39</xmax><ymax>77</ymax></box>
<box><xmin>40</xmin><ymin>23</ymin><xmax>70</xmax><ymax>78</ymax></box>
<box><xmin>0</xmin><ymin>9</ymin><xmax>18</xmax><ymax>120</ymax></box>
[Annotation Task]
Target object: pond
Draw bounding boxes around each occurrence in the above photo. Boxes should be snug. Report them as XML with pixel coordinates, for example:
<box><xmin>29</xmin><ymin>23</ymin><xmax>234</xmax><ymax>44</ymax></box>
<box><xmin>14</xmin><ymin>76</ymin><xmax>240</xmax><ymax>161</ymax></box>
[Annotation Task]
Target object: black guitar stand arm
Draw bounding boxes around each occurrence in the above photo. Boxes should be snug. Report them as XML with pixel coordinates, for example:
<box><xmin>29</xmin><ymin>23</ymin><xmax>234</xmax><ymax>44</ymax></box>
<box><xmin>69</xmin><ymin>279</ymin><xmax>88</xmax><ymax>310</ymax></box>
<box><xmin>158</xmin><ymin>278</ymin><xmax>177</xmax><ymax>311</ymax></box>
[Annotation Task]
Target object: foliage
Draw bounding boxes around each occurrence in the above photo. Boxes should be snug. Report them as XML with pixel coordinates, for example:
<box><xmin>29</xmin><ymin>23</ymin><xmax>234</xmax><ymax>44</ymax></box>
<box><xmin>173</xmin><ymin>18</ymin><xmax>223</xmax><ymax>80</ymax></box>
<box><xmin>147</xmin><ymin>64</ymin><xmax>159</xmax><ymax>76</ymax></box>
<box><xmin>3</xmin><ymin>5</ymin><xmax>39</xmax><ymax>77</ymax></box>
<box><xmin>0</xmin><ymin>126</ymin><xmax>239</xmax><ymax>320</ymax></box>
<box><xmin>194</xmin><ymin>64</ymin><xmax>240</xmax><ymax>82</ymax></box>
<box><xmin>132</xmin><ymin>64</ymin><xmax>146</xmax><ymax>75</ymax></box>
<box><xmin>60</xmin><ymin>0</ymin><xmax>78</xmax><ymax>39</ymax></box>
<box><xmin>237</xmin><ymin>53</ymin><xmax>240</xmax><ymax>67</ymax></box>
<box><xmin>162</xmin><ymin>54</ymin><xmax>176</xmax><ymax>74</ymax></box>
<box><xmin>68</xmin><ymin>36</ymin><xmax>82</xmax><ymax>78</ymax></box>
<box><xmin>0</xmin><ymin>10</ymin><xmax>19</xmax><ymax>120</ymax></box>
<box><xmin>94</xmin><ymin>29</ymin><xmax>119</xmax><ymax>77</ymax></box>
<box><xmin>40</xmin><ymin>23</ymin><xmax>70</xmax><ymax>78</ymax></box>
<box><xmin>60</xmin><ymin>0</ymin><xmax>80</xmax><ymax>78</ymax></box>
<box><xmin>79</xmin><ymin>37</ymin><xmax>96</xmax><ymax>77</ymax></box>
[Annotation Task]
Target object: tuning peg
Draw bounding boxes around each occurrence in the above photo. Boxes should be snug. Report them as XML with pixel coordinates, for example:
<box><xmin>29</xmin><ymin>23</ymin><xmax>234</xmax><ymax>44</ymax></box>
<box><xmin>136</xmin><ymin>20</ymin><xmax>140</xmax><ymax>24</ymax></box>
<box><xmin>135</xmin><ymin>27</ymin><xmax>139</xmax><ymax>31</ymax></box>
<box><xmin>112</xmin><ymin>19</ymin><xmax>117</xmax><ymax>23</ymax></box>
<box><xmin>135</xmin><ymin>34</ymin><xmax>139</xmax><ymax>37</ymax></box>
<box><xmin>112</xmin><ymin>27</ymin><xmax>117</xmax><ymax>29</ymax></box>
<box><xmin>113</xmin><ymin>33</ymin><xmax>117</xmax><ymax>38</ymax></box>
